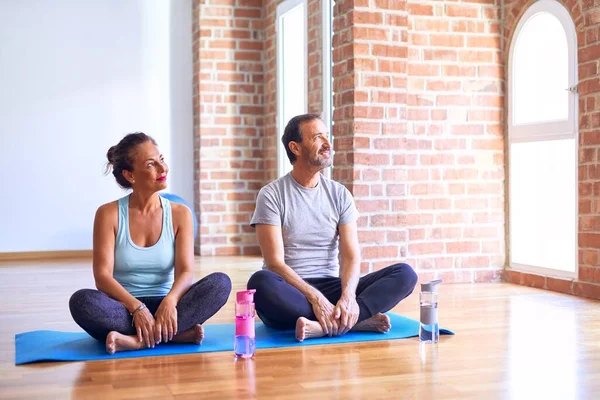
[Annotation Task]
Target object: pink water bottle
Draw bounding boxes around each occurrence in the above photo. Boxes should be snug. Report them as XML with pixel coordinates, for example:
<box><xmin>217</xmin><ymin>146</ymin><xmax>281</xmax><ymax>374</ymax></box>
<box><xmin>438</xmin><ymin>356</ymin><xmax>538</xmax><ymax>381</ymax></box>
<box><xmin>234</xmin><ymin>289</ymin><xmax>256</xmax><ymax>359</ymax></box>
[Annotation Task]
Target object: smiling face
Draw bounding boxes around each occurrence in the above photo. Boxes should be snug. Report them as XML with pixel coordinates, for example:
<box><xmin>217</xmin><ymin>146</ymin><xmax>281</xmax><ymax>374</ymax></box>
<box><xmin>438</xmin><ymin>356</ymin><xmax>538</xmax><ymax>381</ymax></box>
<box><xmin>295</xmin><ymin>119</ymin><xmax>332</xmax><ymax>170</ymax></box>
<box><xmin>122</xmin><ymin>141</ymin><xmax>168</xmax><ymax>191</ymax></box>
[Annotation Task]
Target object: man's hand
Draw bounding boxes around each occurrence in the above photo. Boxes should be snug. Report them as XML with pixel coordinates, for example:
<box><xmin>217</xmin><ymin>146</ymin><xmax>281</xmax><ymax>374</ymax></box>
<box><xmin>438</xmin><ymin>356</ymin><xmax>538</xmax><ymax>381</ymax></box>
<box><xmin>334</xmin><ymin>294</ymin><xmax>360</xmax><ymax>335</ymax></box>
<box><xmin>310</xmin><ymin>294</ymin><xmax>339</xmax><ymax>337</ymax></box>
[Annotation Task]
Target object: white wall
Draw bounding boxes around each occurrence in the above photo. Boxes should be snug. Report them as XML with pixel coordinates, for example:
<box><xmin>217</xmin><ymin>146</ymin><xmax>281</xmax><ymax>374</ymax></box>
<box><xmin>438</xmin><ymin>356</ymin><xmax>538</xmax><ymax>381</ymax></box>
<box><xmin>0</xmin><ymin>0</ymin><xmax>193</xmax><ymax>252</ymax></box>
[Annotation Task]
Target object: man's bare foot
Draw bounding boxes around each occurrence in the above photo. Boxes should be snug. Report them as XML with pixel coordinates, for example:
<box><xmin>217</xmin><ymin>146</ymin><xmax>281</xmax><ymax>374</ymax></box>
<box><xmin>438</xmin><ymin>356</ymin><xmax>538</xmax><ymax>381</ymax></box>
<box><xmin>105</xmin><ymin>331</ymin><xmax>145</xmax><ymax>354</ymax></box>
<box><xmin>295</xmin><ymin>317</ymin><xmax>326</xmax><ymax>342</ymax></box>
<box><xmin>172</xmin><ymin>324</ymin><xmax>204</xmax><ymax>345</ymax></box>
<box><xmin>351</xmin><ymin>313</ymin><xmax>391</xmax><ymax>333</ymax></box>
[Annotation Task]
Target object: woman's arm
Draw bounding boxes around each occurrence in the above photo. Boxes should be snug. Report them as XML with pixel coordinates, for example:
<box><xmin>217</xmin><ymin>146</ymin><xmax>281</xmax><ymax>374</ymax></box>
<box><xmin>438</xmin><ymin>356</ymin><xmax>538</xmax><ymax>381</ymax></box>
<box><xmin>154</xmin><ymin>203</ymin><xmax>194</xmax><ymax>342</ymax></box>
<box><xmin>165</xmin><ymin>203</ymin><xmax>195</xmax><ymax>303</ymax></box>
<box><xmin>93</xmin><ymin>203</ymin><xmax>156</xmax><ymax>347</ymax></box>
<box><xmin>92</xmin><ymin>203</ymin><xmax>142</xmax><ymax>313</ymax></box>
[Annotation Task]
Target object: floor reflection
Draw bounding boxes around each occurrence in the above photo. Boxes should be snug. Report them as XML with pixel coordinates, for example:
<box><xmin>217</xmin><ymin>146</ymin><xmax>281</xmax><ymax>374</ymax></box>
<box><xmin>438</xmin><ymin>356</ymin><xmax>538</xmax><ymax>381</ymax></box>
<box><xmin>508</xmin><ymin>295</ymin><xmax>578</xmax><ymax>399</ymax></box>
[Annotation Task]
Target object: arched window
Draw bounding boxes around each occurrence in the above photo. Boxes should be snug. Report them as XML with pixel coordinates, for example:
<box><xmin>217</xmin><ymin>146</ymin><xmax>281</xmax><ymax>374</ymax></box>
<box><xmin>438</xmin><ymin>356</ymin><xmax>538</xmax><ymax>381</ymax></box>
<box><xmin>508</xmin><ymin>0</ymin><xmax>578</xmax><ymax>278</ymax></box>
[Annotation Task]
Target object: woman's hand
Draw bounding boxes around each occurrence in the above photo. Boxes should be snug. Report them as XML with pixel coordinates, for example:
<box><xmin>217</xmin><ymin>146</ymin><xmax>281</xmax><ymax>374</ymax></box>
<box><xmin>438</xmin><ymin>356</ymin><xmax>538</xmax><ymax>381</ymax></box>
<box><xmin>132</xmin><ymin>306</ymin><xmax>156</xmax><ymax>348</ymax></box>
<box><xmin>154</xmin><ymin>296</ymin><xmax>178</xmax><ymax>343</ymax></box>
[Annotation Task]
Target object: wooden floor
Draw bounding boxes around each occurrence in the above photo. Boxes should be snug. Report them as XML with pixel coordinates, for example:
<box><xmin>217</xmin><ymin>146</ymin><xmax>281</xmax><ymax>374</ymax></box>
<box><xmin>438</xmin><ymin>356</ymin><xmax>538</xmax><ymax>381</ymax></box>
<box><xmin>1</xmin><ymin>257</ymin><xmax>599</xmax><ymax>399</ymax></box>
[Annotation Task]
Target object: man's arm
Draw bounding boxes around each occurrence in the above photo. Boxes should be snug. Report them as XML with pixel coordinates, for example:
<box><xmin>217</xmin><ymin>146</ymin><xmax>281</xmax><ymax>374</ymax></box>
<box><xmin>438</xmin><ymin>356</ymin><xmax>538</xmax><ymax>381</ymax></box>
<box><xmin>335</xmin><ymin>221</ymin><xmax>361</xmax><ymax>334</ymax></box>
<box><xmin>255</xmin><ymin>224</ymin><xmax>338</xmax><ymax>336</ymax></box>
<box><xmin>339</xmin><ymin>221</ymin><xmax>361</xmax><ymax>296</ymax></box>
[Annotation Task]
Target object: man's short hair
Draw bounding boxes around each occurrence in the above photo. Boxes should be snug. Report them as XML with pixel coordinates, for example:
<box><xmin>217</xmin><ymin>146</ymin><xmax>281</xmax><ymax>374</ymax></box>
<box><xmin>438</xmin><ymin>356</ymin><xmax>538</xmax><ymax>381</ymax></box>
<box><xmin>281</xmin><ymin>113</ymin><xmax>323</xmax><ymax>164</ymax></box>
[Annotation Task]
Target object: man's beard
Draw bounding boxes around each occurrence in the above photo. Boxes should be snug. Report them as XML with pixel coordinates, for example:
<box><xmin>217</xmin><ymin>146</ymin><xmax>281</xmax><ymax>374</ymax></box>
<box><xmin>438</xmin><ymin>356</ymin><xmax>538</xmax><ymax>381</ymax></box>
<box><xmin>304</xmin><ymin>148</ymin><xmax>333</xmax><ymax>169</ymax></box>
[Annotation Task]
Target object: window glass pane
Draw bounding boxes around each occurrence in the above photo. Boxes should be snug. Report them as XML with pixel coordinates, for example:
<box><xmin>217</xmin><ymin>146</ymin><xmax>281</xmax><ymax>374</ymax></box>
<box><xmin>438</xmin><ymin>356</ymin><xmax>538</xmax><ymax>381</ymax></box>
<box><xmin>279</xmin><ymin>4</ymin><xmax>305</xmax><ymax>177</ymax></box>
<box><xmin>510</xmin><ymin>139</ymin><xmax>576</xmax><ymax>272</ymax></box>
<box><xmin>513</xmin><ymin>13</ymin><xmax>568</xmax><ymax>125</ymax></box>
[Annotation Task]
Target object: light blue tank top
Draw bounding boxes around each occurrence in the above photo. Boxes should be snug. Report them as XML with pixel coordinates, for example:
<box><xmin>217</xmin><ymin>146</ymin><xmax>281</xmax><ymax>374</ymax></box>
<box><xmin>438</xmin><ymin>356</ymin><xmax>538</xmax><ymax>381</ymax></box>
<box><xmin>113</xmin><ymin>194</ymin><xmax>175</xmax><ymax>297</ymax></box>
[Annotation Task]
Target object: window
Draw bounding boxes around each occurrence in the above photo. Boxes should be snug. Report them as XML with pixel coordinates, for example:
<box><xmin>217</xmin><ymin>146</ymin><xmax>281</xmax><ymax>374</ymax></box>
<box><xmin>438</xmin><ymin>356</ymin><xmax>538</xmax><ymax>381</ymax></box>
<box><xmin>508</xmin><ymin>0</ymin><xmax>578</xmax><ymax>278</ymax></box>
<box><xmin>276</xmin><ymin>0</ymin><xmax>307</xmax><ymax>178</ymax></box>
<box><xmin>322</xmin><ymin>0</ymin><xmax>333</xmax><ymax>163</ymax></box>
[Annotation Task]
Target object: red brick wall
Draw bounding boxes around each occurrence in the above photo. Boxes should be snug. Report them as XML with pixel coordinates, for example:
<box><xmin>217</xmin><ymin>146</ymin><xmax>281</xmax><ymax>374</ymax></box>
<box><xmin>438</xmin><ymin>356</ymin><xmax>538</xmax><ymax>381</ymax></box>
<box><xmin>195</xmin><ymin>0</ymin><xmax>264</xmax><ymax>256</ymax></box>
<box><xmin>332</xmin><ymin>0</ymin><xmax>410</xmax><ymax>275</ymax></box>
<box><xmin>194</xmin><ymin>0</ymin><xmax>322</xmax><ymax>255</ymax></box>
<box><xmin>308</xmin><ymin>0</ymin><xmax>324</xmax><ymax>114</ymax></box>
<box><xmin>332</xmin><ymin>0</ymin><xmax>505</xmax><ymax>282</ymax></box>
<box><xmin>195</xmin><ymin>0</ymin><xmax>506</xmax><ymax>282</ymax></box>
<box><xmin>407</xmin><ymin>0</ymin><xmax>505</xmax><ymax>283</ymax></box>
<box><xmin>330</xmin><ymin>0</ymin><xmax>359</xmax><ymax>194</ymax></box>
<box><xmin>503</xmin><ymin>0</ymin><xmax>600</xmax><ymax>300</ymax></box>
<box><xmin>195</xmin><ymin>0</ymin><xmax>323</xmax><ymax>255</ymax></box>
<box><xmin>195</xmin><ymin>0</ymin><xmax>600</xmax><ymax>298</ymax></box>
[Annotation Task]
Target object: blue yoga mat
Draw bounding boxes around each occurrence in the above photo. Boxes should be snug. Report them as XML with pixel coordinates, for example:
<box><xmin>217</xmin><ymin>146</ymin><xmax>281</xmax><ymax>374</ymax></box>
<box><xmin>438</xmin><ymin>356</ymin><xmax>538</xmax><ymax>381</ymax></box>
<box><xmin>15</xmin><ymin>313</ymin><xmax>453</xmax><ymax>365</ymax></box>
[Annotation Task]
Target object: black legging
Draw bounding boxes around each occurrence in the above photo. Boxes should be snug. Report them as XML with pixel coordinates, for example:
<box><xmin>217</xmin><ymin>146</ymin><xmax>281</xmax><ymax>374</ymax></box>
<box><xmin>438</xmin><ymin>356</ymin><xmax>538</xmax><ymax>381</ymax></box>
<box><xmin>247</xmin><ymin>263</ymin><xmax>418</xmax><ymax>330</ymax></box>
<box><xmin>69</xmin><ymin>272</ymin><xmax>232</xmax><ymax>342</ymax></box>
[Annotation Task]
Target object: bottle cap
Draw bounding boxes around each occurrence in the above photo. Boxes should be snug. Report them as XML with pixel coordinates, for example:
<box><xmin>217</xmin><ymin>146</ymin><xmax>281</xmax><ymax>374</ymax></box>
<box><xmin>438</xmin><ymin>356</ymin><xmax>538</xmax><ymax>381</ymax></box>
<box><xmin>236</xmin><ymin>289</ymin><xmax>256</xmax><ymax>303</ymax></box>
<box><xmin>421</xmin><ymin>279</ymin><xmax>442</xmax><ymax>292</ymax></box>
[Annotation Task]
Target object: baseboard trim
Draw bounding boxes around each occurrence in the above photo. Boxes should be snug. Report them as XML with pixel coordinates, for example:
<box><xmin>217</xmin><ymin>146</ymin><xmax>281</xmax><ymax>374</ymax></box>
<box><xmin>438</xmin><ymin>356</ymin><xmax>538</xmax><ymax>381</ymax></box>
<box><xmin>0</xmin><ymin>250</ymin><xmax>93</xmax><ymax>262</ymax></box>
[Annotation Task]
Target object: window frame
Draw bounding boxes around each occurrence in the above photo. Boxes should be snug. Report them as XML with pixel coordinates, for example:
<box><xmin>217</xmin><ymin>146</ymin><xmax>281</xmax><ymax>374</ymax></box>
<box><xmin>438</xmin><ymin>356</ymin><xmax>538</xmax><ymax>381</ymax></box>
<box><xmin>321</xmin><ymin>0</ymin><xmax>333</xmax><ymax>178</ymax></box>
<box><xmin>507</xmin><ymin>0</ymin><xmax>579</xmax><ymax>279</ymax></box>
<box><xmin>509</xmin><ymin>0</ymin><xmax>577</xmax><ymax>142</ymax></box>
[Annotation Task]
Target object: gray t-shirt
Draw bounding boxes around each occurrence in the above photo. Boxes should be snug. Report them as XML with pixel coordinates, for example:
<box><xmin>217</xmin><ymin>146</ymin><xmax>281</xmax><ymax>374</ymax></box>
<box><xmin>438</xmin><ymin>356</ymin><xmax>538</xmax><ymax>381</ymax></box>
<box><xmin>250</xmin><ymin>173</ymin><xmax>359</xmax><ymax>278</ymax></box>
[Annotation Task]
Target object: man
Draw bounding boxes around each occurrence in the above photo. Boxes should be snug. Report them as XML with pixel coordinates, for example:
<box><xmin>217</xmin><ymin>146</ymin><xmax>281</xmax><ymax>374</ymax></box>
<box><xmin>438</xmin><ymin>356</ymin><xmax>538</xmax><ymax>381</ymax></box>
<box><xmin>248</xmin><ymin>114</ymin><xmax>417</xmax><ymax>341</ymax></box>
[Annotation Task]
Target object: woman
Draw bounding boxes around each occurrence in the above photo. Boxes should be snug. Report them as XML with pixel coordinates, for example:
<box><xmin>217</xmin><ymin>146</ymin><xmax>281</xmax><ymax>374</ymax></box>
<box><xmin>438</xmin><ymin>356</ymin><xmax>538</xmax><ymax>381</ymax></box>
<box><xmin>69</xmin><ymin>132</ymin><xmax>231</xmax><ymax>354</ymax></box>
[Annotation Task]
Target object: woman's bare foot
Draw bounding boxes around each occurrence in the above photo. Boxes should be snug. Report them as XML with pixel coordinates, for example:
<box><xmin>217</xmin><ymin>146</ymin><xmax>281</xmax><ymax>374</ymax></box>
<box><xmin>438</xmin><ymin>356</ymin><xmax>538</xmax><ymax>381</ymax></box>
<box><xmin>172</xmin><ymin>324</ymin><xmax>204</xmax><ymax>345</ymax></box>
<box><xmin>105</xmin><ymin>331</ymin><xmax>145</xmax><ymax>354</ymax></box>
<box><xmin>295</xmin><ymin>317</ymin><xmax>326</xmax><ymax>342</ymax></box>
<box><xmin>351</xmin><ymin>313</ymin><xmax>391</xmax><ymax>333</ymax></box>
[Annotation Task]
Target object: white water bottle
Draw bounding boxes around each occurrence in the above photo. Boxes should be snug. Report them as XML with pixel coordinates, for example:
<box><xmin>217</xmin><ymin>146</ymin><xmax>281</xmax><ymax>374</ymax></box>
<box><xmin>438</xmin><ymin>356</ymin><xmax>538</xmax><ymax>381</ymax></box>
<box><xmin>419</xmin><ymin>279</ymin><xmax>442</xmax><ymax>343</ymax></box>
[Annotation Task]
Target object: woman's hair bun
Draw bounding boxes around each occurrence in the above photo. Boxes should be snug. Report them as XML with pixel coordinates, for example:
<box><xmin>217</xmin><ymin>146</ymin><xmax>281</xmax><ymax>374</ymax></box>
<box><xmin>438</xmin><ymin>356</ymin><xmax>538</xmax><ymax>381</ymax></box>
<box><xmin>106</xmin><ymin>145</ymin><xmax>116</xmax><ymax>164</ymax></box>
